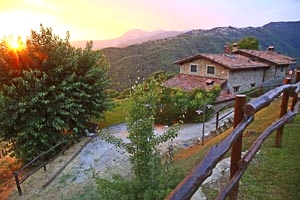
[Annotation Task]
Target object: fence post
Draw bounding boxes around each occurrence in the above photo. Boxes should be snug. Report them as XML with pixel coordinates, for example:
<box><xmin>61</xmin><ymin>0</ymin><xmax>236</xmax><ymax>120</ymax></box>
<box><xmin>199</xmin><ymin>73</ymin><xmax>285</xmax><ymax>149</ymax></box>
<box><xmin>14</xmin><ymin>171</ymin><xmax>22</xmax><ymax>196</ymax></box>
<box><xmin>229</xmin><ymin>94</ymin><xmax>246</xmax><ymax>200</ymax></box>
<box><xmin>275</xmin><ymin>77</ymin><xmax>291</xmax><ymax>147</ymax></box>
<box><xmin>44</xmin><ymin>164</ymin><xmax>47</xmax><ymax>172</ymax></box>
<box><xmin>291</xmin><ymin>70</ymin><xmax>300</xmax><ymax>111</ymax></box>
<box><xmin>295</xmin><ymin>70</ymin><xmax>300</xmax><ymax>83</ymax></box>
<box><xmin>260</xmin><ymin>86</ymin><xmax>263</xmax><ymax>95</ymax></box>
<box><xmin>216</xmin><ymin>112</ymin><xmax>219</xmax><ymax>130</ymax></box>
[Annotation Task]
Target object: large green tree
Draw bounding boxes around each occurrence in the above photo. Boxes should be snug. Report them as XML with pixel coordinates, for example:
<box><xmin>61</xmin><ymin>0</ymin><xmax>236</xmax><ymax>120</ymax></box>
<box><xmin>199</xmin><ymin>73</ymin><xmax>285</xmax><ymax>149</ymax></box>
<box><xmin>0</xmin><ymin>25</ymin><xmax>112</xmax><ymax>162</ymax></box>
<box><xmin>237</xmin><ymin>36</ymin><xmax>259</xmax><ymax>50</ymax></box>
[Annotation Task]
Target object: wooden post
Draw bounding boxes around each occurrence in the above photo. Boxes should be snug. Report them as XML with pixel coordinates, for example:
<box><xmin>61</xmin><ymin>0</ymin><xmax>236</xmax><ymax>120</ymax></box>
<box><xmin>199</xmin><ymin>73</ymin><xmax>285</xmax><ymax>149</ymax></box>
<box><xmin>14</xmin><ymin>172</ymin><xmax>22</xmax><ymax>196</ymax></box>
<box><xmin>2</xmin><ymin>149</ymin><xmax>6</xmax><ymax>156</ymax></box>
<box><xmin>216</xmin><ymin>112</ymin><xmax>219</xmax><ymax>130</ymax></box>
<box><xmin>283</xmin><ymin>77</ymin><xmax>291</xmax><ymax>85</ymax></box>
<box><xmin>44</xmin><ymin>164</ymin><xmax>47</xmax><ymax>172</ymax></box>
<box><xmin>296</xmin><ymin>70</ymin><xmax>300</xmax><ymax>83</ymax></box>
<box><xmin>275</xmin><ymin>78</ymin><xmax>291</xmax><ymax>147</ymax></box>
<box><xmin>260</xmin><ymin>86</ymin><xmax>263</xmax><ymax>95</ymax></box>
<box><xmin>291</xmin><ymin>70</ymin><xmax>300</xmax><ymax>111</ymax></box>
<box><xmin>229</xmin><ymin>94</ymin><xmax>246</xmax><ymax>200</ymax></box>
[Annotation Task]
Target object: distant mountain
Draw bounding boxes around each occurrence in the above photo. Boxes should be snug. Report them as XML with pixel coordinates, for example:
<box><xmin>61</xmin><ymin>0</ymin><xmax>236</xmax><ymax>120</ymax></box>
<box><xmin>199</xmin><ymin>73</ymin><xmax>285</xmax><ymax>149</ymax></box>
<box><xmin>100</xmin><ymin>21</ymin><xmax>300</xmax><ymax>91</ymax></box>
<box><xmin>71</xmin><ymin>29</ymin><xmax>183</xmax><ymax>49</ymax></box>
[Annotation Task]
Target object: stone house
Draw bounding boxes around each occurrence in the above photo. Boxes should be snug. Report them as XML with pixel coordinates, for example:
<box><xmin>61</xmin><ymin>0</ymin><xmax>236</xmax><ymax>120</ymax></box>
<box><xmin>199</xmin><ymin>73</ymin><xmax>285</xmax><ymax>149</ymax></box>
<box><xmin>163</xmin><ymin>46</ymin><xmax>296</xmax><ymax>100</ymax></box>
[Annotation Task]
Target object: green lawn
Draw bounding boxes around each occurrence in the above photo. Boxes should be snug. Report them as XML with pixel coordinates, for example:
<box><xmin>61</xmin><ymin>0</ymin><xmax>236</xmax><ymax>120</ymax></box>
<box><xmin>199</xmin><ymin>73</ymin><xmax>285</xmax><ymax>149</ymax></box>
<box><xmin>98</xmin><ymin>98</ymin><xmax>132</xmax><ymax>128</ymax></box>
<box><xmin>239</xmin><ymin>113</ymin><xmax>300</xmax><ymax>199</ymax></box>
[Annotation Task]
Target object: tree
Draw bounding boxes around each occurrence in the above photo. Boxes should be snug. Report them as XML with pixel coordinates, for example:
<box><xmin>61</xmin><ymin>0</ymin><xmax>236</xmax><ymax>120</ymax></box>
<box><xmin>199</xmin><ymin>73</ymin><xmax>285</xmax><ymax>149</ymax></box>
<box><xmin>0</xmin><ymin>25</ymin><xmax>112</xmax><ymax>162</ymax></box>
<box><xmin>97</xmin><ymin>77</ymin><xmax>181</xmax><ymax>199</ymax></box>
<box><xmin>237</xmin><ymin>37</ymin><xmax>259</xmax><ymax>50</ymax></box>
<box><xmin>155</xmin><ymin>85</ymin><xmax>221</xmax><ymax>124</ymax></box>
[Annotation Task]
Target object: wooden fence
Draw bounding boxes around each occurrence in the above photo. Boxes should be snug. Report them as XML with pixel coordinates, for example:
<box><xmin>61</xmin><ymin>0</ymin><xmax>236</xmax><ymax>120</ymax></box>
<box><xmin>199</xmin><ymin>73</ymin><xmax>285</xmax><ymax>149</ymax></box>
<box><xmin>166</xmin><ymin>71</ymin><xmax>300</xmax><ymax>200</ymax></box>
<box><xmin>13</xmin><ymin>140</ymin><xmax>67</xmax><ymax>196</ymax></box>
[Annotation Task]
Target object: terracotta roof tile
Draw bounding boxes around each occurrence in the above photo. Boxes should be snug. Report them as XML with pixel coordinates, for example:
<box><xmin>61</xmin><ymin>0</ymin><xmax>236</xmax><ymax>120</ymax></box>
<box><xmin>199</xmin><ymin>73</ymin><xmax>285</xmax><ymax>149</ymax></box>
<box><xmin>174</xmin><ymin>53</ymin><xmax>268</xmax><ymax>69</ymax></box>
<box><xmin>234</xmin><ymin>49</ymin><xmax>296</xmax><ymax>65</ymax></box>
<box><xmin>162</xmin><ymin>74</ymin><xmax>226</xmax><ymax>91</ymax></box>
<box><xmin>201</xmin><ymin>53</ymin><xmax>268</xmax><ymax>69</ymax></box>
<box><xmin>162</xmin><ymin>74</ymin><xmax>235</xmax><ymax>101</ymax></box>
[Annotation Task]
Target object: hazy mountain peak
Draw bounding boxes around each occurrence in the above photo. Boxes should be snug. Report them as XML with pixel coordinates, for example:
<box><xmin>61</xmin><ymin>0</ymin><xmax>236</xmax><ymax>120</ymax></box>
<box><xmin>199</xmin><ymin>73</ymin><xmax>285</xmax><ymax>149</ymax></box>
<box><xmin>71</xmin><ymin>29</ymin><xmax>183</xmax><ymax>49</ymax></box>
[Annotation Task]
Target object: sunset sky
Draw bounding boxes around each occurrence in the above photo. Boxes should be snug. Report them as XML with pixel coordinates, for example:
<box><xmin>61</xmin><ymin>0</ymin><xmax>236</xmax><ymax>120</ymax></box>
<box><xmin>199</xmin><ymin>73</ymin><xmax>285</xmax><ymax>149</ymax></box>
<box><xmin>1</xmin><ymin>0</ymin><xmax>299</xmax><ymax>41</ymax></box>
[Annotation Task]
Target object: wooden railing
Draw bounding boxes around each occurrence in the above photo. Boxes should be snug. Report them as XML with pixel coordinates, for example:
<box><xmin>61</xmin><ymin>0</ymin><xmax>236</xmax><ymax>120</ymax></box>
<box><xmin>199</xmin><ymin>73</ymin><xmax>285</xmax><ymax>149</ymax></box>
<box><xmin>13</xmin><ymin>140</ymin><xmax>67</xmax><ymax>196</ymax></box>
<box><xmin>165</xmin><ymin>71</ymin><xmax>300</xmax><ymax>200</ymax></box>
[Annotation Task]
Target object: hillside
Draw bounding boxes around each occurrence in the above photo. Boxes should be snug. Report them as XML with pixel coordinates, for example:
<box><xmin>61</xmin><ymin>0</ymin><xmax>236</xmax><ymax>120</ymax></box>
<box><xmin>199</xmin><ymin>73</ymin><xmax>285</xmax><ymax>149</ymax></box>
<box><xmin>101</xmin><ymin>21</ymin><xmax>300</xmax><ymax>91</ymax></box>
<box><xmin>71</xmin><ymin>29</ymin><xmax>183</xmax><ymax>49</ymax></box>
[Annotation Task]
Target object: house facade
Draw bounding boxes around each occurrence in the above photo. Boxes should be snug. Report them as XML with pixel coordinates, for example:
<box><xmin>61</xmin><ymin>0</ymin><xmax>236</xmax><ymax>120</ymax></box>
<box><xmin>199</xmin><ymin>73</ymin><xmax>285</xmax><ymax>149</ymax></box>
<box><xmin>163</xmin><ymin>46</ymin><xmax>296</xmax><ymax>98</ymax></box>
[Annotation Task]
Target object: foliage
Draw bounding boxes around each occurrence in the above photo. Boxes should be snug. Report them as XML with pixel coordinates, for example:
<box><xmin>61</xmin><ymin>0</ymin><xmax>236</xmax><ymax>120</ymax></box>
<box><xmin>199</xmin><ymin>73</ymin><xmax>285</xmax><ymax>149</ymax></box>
<box><xmin>0</xmin><ymin>25</ymin><xmax>112</xmax><ymax>162</ymax></box>
<box><xmin>98</xmin><ymin>98</ymin><xmax>133</xmax><ymax>128</ymax></box>
<box><xmin>97</xmin><ymin>77</ymin><xmax>181</xmax><ymax>199</ymax></box>
<box><xmin>99</xmin><ymin>71</ymin><xmax>220</xmax><ymax>130</ymax></box>
<box><xmin>0</xmin><ymin>155</ymin><xmax>22</xmax><ymax>181</ymax></box>
<box><xmin>237</xmin><ymin>36</ymin><xmax>259</xmax><ymax>50</ymax></box>
<box><xmin>155</xmin><ymin>84</ymin><xmax>221</xmax><ymax>125</ymax></box>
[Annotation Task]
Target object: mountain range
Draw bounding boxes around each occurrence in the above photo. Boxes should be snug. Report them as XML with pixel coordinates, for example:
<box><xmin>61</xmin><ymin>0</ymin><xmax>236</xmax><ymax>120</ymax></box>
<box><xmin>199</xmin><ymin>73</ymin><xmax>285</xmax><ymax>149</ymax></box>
<box><xmin>71</xmin><ymin>29</ymin><xmax>183</xmax><ymax>49</ymax></box>
<box><xmin>75</xmin><ymin>21</ymin><xmax>300</xmax><ymax>91</ymax></box>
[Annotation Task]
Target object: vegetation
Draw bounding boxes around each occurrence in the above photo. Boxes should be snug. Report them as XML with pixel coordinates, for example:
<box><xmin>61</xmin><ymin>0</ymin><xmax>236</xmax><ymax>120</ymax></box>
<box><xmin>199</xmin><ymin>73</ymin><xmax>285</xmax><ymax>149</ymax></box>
<box><xmin>155</xmin><ymin>86</ymin><xmax>220</xmax><ymax>124</ymax></box>
<box><xmin>238</xmin><ymin>107</ymin><xmax>300</xmax><ymax>199</ymax></box>
<box><xmin>0</xmin><ymin>25</ymin><xmax>112</xmax><ymax>162</ymax></box>
<box><xmin>99</xmin><ymin>72</ymin><xmax>220</xmax><ymax>127</ymax></box>
<box><xmin>101</xmin><ymin>21</ymin><xmax>300</xmax><ymax>91</ymax></box>
<box><xmin>237</xmin><ymin>36</ymin><xmax>259</xmax><ymax>50</ymax></box>
<box><xmin>98</xmin><ymin>98</ymin><xmax>133</xmax><ymax>128</ymax></box>
<box><xmin>97</xmin><ymin>77</ymin><xmax>182</xmax><ymax>200</ymax></box>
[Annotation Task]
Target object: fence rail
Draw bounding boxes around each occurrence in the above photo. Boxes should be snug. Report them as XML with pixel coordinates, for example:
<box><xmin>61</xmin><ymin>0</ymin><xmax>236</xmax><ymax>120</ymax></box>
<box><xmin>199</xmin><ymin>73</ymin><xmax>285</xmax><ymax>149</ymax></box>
<box><xmin>13</xmin><ymin>140</ymin><xmax>67</xmax><ymax>196</ymax></box>
<box><xmin>166</xmin><ymin>71</ymin><xmax>300</xmax><ymax>200</ymax></box>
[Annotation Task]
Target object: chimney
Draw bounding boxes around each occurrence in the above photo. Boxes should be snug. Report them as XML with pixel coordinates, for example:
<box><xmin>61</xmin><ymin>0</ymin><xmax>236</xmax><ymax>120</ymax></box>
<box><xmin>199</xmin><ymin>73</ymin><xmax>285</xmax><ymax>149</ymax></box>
<box><xmin>224</xmin><ymin>45</ymin><xmax>231</xmax><ymax>54</ymax></box>
<box><xmin>232</xmin><ymin>43</ymin><xmax>238</xmax><ymax>52</ymax></box>
<box><xmin>268</xmin><ymin>46</ymin><xmax>275</xmax><ymax>52</ymax></box>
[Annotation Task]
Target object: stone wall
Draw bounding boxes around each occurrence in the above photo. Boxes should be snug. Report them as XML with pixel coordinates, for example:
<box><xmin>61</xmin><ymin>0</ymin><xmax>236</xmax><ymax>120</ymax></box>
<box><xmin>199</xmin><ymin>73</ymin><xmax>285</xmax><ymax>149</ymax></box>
<box><xmin>179</xmin><ymin>59</ymin><xmax>230</xmax><ymax>79</ymax></box>
<box><xmin>227</xmin><ymin>68</ymin><xmax>265</xmax><ymax>93</ymax></box>
<box><xmin>179</xmin><ymin>58</ymin><xmax>289</xmax><ymax>93</ymax></box>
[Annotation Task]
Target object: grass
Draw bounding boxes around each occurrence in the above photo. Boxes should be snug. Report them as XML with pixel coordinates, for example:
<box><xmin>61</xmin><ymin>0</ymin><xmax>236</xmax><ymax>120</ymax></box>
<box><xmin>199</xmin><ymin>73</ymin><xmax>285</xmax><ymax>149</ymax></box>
<box><xmin>172</xmin><ymin>100</ymin><xmax>282</xmax><ymax>174</ymax></box>
<box><xmin>239</xmin><ymin>112</ymin><xmax>300</xmax><ymax>199</ymax></box>
<box><xmin>98</xmin><ymin>98</ymin><xmax>133</xmax><ymax>128</ymax></box>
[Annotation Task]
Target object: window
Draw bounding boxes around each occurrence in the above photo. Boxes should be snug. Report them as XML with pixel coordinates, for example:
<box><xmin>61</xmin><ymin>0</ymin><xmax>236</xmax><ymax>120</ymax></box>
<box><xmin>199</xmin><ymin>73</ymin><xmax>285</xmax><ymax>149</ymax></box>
<box><xmin>207</xmin><ymin>66</ymin><xmax>215</xmax><ymax>74</ymax></box>
<box><xmin>250</xmin><ymin>83</ymin><xmax>256</xmax><ymax>87</ymax></box>
<box><xmin>190</xmin><ymin>64</ymin><xmax>197</xmax><ymax>73</ymax></box>
<box><xmin>233</xmin><ymin>86</ymin><xmax>240</xmax><ymax>92</ymax></box>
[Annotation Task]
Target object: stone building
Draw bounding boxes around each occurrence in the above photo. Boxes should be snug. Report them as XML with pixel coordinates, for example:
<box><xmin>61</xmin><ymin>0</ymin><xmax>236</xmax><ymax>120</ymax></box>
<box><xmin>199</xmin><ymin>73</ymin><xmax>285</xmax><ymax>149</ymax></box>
<box><xmin>163</xmin><ymin>46</ymin><xmax>296</xmax><ymax>100</ymax></box>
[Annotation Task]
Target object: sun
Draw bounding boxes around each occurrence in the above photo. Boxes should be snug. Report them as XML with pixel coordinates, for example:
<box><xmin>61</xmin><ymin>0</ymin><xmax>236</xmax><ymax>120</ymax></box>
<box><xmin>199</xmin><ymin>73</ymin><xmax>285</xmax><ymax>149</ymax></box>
<box><xmin>9</xmin><ymin>39</ymin><xmax>20</xmax><ymax>49</ymax></box>
<box><xmin>6</xmin><ymin>35</ymin><xmax>24</xmax><ymax>50</ymax></box>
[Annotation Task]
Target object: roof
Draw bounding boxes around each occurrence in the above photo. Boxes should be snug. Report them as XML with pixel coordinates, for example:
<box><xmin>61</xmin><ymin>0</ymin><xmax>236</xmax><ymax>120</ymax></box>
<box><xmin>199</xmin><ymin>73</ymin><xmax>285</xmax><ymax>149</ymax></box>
<box><xmin>233</xmin><ymin>49</ymin><xmax>296</xmax><ymax>65</ymax></box>
<box><xmin>162</xmin><ymin>74</ymin><xmax>227</xmax><ymax>91</ymax></box>
<box><xmin>162</xmin><ymin>74</ymin><xmax>235</xmax><ymax>101</ymax></box>
<box><xmin>174</xmin><ymin>53</ymin><xmax>268</xmax><ymax>69</ymax></box>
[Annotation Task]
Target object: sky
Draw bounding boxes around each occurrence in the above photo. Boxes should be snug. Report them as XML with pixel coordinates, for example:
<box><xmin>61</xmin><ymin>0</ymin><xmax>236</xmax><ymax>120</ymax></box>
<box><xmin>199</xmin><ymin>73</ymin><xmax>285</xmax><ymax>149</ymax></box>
<box><xmin>1</xmin><ymin>0</ymin><xmax>300</xmax><ymax>41</ymax></box>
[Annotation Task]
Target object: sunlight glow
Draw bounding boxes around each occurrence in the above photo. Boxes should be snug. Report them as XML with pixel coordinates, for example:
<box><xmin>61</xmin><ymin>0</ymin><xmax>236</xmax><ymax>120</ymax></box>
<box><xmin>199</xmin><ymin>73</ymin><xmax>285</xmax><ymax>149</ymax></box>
<box><xmin>6</xmin><ymin>35</ymin><xmax>24</xmax><ymax>50</ymax></box>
